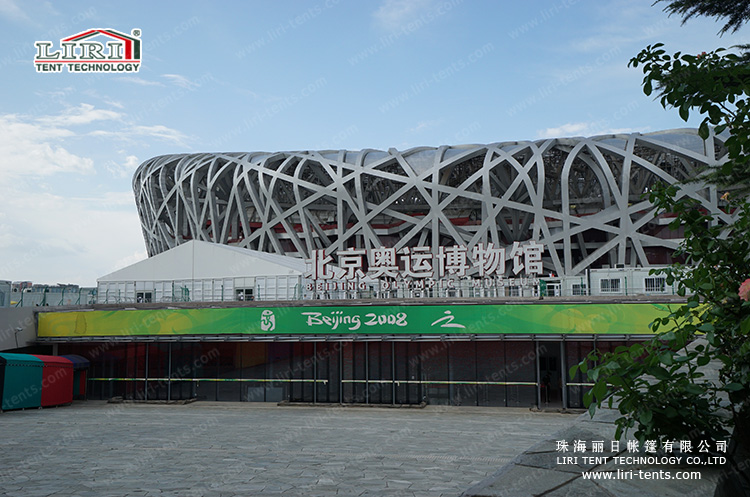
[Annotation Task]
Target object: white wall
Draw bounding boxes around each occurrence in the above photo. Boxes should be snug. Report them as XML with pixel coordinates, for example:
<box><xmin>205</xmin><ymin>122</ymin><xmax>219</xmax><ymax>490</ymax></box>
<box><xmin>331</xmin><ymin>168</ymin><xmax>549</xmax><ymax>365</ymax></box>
<box><xmin>0</xmin><ymin>307</ymin><xmax>36</xmax><ymax>351</ymax></box>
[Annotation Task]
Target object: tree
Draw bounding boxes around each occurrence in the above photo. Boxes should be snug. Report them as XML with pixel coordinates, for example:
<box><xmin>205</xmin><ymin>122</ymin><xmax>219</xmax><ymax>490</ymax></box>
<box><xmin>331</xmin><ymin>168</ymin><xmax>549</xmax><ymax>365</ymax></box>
<box><xmin>657</xmin><ymin>0</ymin><xmax>750</xmax><ymax>34</ymax></box>
<box><xmin>571</xmin><ymin>4</ymin><xmax>750</xmax><ymax>495</ymax></box>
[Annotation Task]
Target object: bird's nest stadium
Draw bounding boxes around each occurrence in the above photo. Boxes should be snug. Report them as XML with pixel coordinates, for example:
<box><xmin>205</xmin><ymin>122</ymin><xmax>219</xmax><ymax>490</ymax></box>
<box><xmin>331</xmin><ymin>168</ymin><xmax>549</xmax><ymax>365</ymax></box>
<box><xmin>133</xmin><ymin>129</ymin><xmax>732</xmax><ymax>279</ymax></box>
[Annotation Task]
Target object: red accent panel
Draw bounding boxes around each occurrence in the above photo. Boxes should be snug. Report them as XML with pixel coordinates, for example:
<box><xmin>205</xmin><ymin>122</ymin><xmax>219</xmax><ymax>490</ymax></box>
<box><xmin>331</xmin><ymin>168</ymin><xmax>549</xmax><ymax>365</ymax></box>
<box><xmin>32</xmin><ymin>355</ymin><xmax>74</xmax><ymax>407</ymax></box>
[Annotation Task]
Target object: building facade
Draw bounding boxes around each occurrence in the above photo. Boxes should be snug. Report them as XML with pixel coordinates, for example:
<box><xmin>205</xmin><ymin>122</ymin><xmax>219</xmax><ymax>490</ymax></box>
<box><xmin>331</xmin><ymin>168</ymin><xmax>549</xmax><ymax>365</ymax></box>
<box><xmin>31</xmin><ymin>130</ymin><xmax>730</xmax><ymax>409</ymax></box>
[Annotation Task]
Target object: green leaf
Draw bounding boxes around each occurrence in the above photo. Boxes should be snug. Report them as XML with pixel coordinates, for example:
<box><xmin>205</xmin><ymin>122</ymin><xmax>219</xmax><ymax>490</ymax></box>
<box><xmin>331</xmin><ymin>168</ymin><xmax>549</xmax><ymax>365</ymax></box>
<box><xmin>724</xmin><ymin>383</ymin><xmax>744</xmax><ymax>392</ymax></box>
<box><xmin>679</xmin><ymin>105</ymin><xmax>690</xmax><ymax>121</ymax></box>
<box><xmin>583</xmin><ymin>389</ymin><xmax>593</xmax><ymax>406</ymax></box>
<box><xmin>698</xmin><ymin>122</ymin><xmax>710</xmax><ymax>139</ymax></box>
<box><xmin>661</xmin><ymin>331</ymin><xmax>676</xmax><ymax>341</ymax></box>
<box><xmin>741</xmin><ymin>317</ymin><xmax>750</xmax><ymax>335</ymax></box>
<box><xmin>648</xmin><ymin>366</ymin><xmax>672</xmax><ymax>380</ymax></box>
<box><xmin>639</xmin><ymin>409</ymin><xmax>653</xmax><ymax>425</ymax></box>
<box><xmin>608</xmin><ymin>376</ymin><xmax>625</xmax><ymax>387</ymax></box>
<box><xmin>685</xmin><ymin>383</ymin><xmax>704</xmax><ymax>394</ymax></box>
<box><xmin>659</xmin><ymin>352</ymin><xmax>673</xmax><ymax>365</ymax></box>
<box><xmin>716</xmin><ymin>354</ymin><xmax>732</xmax><ymax>366</ymax></box>
<box><xmin>592</xmin><ymin>381</ymin><xmax>607</xmax><ymax>402</ymax></box>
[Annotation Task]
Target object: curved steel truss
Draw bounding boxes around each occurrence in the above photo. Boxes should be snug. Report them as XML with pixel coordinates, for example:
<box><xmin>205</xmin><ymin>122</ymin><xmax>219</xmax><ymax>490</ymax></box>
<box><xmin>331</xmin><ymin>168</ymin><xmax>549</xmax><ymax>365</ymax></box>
<box><xmin>133</xmin><ymin>129</ymin><xmax>731</xmax><ymax>277</ymax></box>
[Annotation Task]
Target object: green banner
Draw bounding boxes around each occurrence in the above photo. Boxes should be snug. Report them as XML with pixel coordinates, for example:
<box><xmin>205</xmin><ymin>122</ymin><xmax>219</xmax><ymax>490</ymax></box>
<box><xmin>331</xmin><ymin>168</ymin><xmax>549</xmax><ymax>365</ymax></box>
<box><xmin>38</xmin><ymin>302</ymin><xmax>675</xmax><ymax>338</ymax></box>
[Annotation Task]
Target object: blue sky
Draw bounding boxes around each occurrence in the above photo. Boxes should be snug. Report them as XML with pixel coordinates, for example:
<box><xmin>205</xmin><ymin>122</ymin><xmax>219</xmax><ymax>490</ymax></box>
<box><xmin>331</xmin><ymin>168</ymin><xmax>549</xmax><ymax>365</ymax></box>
<box><xmin>1</xmin><ymin>0</ymin><xmax>747</xmax><ymax>286</ymax></box>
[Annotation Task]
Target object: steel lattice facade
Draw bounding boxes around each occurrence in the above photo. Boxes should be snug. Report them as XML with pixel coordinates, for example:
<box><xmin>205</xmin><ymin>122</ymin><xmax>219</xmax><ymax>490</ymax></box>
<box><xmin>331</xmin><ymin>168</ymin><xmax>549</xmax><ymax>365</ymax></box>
<box><xmin>133</xmin><ymin>129</ymin><xmax>731</xmax><ymax>277</ymax></box>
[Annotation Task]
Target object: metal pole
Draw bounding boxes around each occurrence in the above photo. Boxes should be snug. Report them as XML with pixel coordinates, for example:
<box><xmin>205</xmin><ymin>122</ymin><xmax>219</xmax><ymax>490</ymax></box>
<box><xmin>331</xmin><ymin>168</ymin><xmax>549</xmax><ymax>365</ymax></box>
<box><xmin>144</xmin><ymin>344</ymin><xmax>149</xmax><ymax>401</ymax></box>
<box><xmin>391</xmin><ymin>342</ymin><xmax>396</xmax><ymax>405</ymax></box>
<box><xmin>167</xmin><ymin>343</ymin><xmax>172</xmax><ymax>402</ymax></box>
<box><xmin>474</xmin><ymin>341</ymin><xmax>479</xmax><ymax>406</ymax></box>
<box><xmin>535</xmin><ymin>341</ymin><xmax>541</xmax><ymax>409</ymax></box>
<box><xmin>339</xmin><ymin>342</ymin><xmax>343</xmax><ymax>404</ymax></box>
<box><xmin>560</xmin><ymin>340</ymin><xmax>568</xmax><ymax>409</ymax></box>
<box><xmin>365</xmin><ymin>342</ymin><xmax>369</xmax><ymax>404</ymax></box>
<box><xmin>502</xmin><ymin>339</ymin><xmax>507</xmax><ymax>406</ymax></box>
<box><xmin>313</xmin><ymin>343</ymin><xmax>317</xmax><ymax>404</ymax></box>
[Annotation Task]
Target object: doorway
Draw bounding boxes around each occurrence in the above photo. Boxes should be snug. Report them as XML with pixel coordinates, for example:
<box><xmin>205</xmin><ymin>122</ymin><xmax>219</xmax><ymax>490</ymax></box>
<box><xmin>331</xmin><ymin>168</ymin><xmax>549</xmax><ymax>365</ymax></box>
<box><xmin>537</xmin><ymin>342</ymin><xmax>563</xmax><ymax>408</ymax></box>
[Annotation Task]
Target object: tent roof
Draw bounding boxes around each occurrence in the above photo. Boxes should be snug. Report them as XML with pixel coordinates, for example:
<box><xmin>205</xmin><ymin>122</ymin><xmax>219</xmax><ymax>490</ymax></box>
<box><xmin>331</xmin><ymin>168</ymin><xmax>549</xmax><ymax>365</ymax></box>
<box><xmin>0</xmin><ymin>353</ymin><xmax>43</xmax><ymax>366</ymax></box>
<box><xmin>33</xmin><ymin>355</ymin><xmax>73</xmax><ymax>367</ymax></box>
<box><xmin>61</xmin><ymin>355</ymin><xmax>90</xmax><ymax>369</ymax></box>
<box><xmin>98</xmin><ymin>240</ymin><xmax>307</xmax><ymax>282</ymax></box>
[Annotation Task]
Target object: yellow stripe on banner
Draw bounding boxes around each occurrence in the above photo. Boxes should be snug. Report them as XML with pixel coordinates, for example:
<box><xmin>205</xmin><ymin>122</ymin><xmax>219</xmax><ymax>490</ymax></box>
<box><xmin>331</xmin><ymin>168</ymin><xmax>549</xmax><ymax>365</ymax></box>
<box><xmin>340</xmin><ymin>380</ymin><xmax>537</xmax><ymax>386</ymax></box>
<box><xmin>88</xmin><ymin>378</ymin><xmax>538</xmax><ymax>385</ymax></box>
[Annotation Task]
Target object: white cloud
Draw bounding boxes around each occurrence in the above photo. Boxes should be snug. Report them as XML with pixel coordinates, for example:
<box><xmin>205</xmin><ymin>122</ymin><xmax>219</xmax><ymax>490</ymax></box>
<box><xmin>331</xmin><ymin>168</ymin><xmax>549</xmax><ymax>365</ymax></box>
<box><xmin>566</xmin><ymin>0</ymin><xmax>748</xmax><ymax>55</ymax></box>
<box><xmin>162</xmin><ymin>73</ymin><xmax>201</xmax><ymax>90</ymax></box>
<box><xmin>0</xmin><ymin>0</ymin><xmax>31</xmax><ymax>23</ymax></box>
<box><xmin>0</xmin><ymin>185</ymin><xmax>145</xmax><ymax>286</ymax></box>
<box><xmin>373</xmin><ymin>0</ymin><xmax>434</xmax><ymax>30</ymax></box>
<box><xmin>0</xmin><ymin>114</ymin><xmax>94</xmax><ymax>179</ymax></box>
<box><xmin>130</xmin><ymin>125</ymin><xmax>189</xmax><ymax>146</ymax></box>
<box><xmin>537</xmin><ymin>122</ymin><xmax>643</xmax><ymax>139</ymax></box>
<box><xmin>106</xmin><ymin>155</ymin><xmax>141</xmax><ymax>179</ymax></box>
<box><xmin>68</xmin><ymin>191</ymin><xmax>136</xmax><ymax>206</ymax></box>
<box><xmin>35</xmin><ymin>87</ymin><xmax>75</xmax><ymax>99</ymax></box>
<box><xmin>538</xmin><ymin>122</ymin><xmax>590</xmax><ymax>138</ymax></box>
<box><xmin>38</xmin><ymin>103</ymin><xmax>122</xmax><ymax>126</ymax></box>
<box><xmin>90</xmin><ymin>124</ymin><xmax>190</xmax><ymax>146</ymax></box>
<box><xmin>408</xmin><ymin>119</ymin><xmax>444</xmax><ymax>133</ymax></box>
<box><xmin>0</xmin><ymin>225</ymin><xmax>24</xmax><ymax>250</ymax></box>
<box><xmin>119</xmin><ymin>76</ymin><xmax>165</xmax><ymax>87</ymax></box>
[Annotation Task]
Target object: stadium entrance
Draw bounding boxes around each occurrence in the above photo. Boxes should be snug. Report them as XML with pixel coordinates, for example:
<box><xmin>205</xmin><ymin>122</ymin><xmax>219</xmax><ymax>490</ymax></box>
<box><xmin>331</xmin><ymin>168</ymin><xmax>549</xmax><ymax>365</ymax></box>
<box><xmin>55</xmin><ymin>338</ymin><xmax>632</xmax><ymax>409</ymax></box>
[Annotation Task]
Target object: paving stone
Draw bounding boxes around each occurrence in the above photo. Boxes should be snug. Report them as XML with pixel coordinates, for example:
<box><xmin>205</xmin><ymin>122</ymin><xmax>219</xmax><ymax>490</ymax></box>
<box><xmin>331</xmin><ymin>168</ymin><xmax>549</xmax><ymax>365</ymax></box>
<box><xmin>462</xmin><ymin>404</ymin><xmax>727</xmax><ymax>497</ymax></box>
<box><xmin>0</xmin><ymin>402</ymin><xmax>577</xmax><ymax>496</ymax></box>
<box><xmin>464</xmin><ymin>463</ymin><xmax>578</xmax><ymax>496</ymax></box>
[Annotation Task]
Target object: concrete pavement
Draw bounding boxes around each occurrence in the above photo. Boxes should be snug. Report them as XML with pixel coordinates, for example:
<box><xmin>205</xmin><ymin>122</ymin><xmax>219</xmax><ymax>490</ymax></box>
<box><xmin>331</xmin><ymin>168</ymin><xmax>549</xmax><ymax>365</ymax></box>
<box><xmin>461</xmin><ymin>407</ymin><xmax>727</xmax><ymax>497</ymax></box>
<box><xmin>0</xmin><ymin>401</ymin><xmax>577</xmax><ymax>497</ymax></box>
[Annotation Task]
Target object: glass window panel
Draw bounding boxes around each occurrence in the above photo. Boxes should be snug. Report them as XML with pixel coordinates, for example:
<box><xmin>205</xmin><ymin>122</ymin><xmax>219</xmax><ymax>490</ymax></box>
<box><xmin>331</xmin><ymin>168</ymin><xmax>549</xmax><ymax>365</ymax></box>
<box><xmin>240</xmin><ymin>342</ymin><xmax>267</xmax><ymax>402</ymax></box>
<box><xmin>421</xmin><ymin>341</ymin><xmax>449</xmax><ymax>405</ymax></box>
<box><xmin>565</xmin><ymin>341</ymin><xmax>594</xmax><ymax>408</ymax></box>
<box><xmin>449</xmin><ymin>342</ymin><xmax>477</xmax><ymax>406</ymax></box>
<box><xmin>394</xmin><ymin>342</ymin><xmax>409</xmax><ymax>404</ymax></box>
<box><xmin>216</xmin><ymin>343</ymin><xmax>241</xmax><ymax>401</ymax></box>
<box><xmin>476</xmin><ymin>341</ymin><xmax>506</xmax><ymax>407</ymax></box>
<box><xmin>341</xmin><ymin>342</ymin><xmax>354</xmax><ymax>403</ymax></box>
<box><xmin>353</xmin><ymin>342</ymin><xmax>367</xmax><ymax>403</ymax></box>
<box><xmin>504</xmin><ymin>341</ymin><xmax>536</xmax><ymax>407</ymax></box>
